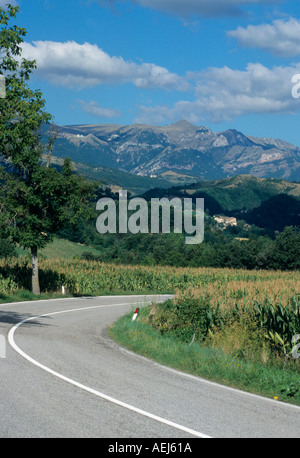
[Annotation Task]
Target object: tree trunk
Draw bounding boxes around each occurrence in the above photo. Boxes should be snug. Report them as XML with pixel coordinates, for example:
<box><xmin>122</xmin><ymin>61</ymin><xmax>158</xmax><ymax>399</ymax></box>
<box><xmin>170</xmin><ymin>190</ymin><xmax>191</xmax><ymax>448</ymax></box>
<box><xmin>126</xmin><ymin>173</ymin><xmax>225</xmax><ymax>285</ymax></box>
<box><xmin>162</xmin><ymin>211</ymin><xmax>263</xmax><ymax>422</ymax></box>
<box><xmin>31</xmin><ymin>246</ymin><xmax>40</xmax><ymax>295</ymax></box>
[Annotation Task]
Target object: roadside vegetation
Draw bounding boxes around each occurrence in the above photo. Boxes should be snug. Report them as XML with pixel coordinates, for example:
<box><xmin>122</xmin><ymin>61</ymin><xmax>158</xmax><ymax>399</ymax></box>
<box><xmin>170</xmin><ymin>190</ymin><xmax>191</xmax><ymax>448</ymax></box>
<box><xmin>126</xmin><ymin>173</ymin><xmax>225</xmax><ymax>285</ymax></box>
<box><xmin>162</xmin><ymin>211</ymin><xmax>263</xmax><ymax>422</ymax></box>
<box><xmin>109</xmin><ymin>284</ymin><xmax>300</xmax><ymax>406</ymax></box>
<box><xmin>1</xmin><ymin>253</ymin><xmax>299</xmax><ymax>405</ymax></box>
<box><xmin>109</xmin><ymin>306</ymin><xmax>300</xmax><ymax>406</ymax></box>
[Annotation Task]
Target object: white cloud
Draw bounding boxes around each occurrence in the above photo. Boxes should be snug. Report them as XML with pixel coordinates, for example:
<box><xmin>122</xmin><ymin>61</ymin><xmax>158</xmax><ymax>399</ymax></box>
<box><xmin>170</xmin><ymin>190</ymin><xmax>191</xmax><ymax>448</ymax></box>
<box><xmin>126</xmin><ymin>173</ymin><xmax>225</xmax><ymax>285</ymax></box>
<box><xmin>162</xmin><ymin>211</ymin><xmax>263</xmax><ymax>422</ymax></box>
<box><xmin>228</xmin><ymin>17</ymin><xmax>300</xmax><ymax>57</ymax></box>
<box><xmin>78</xmin><ymin>100</ymin><xmax>121</xmax><ymax>118</ymax></box>
<box><xmin>21</xmin><ymin>40</ymin><xmax>189</xmax><ymax>91</ymax></box>
<box><xmin>137</xmin><ymin>62</ymin><xmax>300</xmax><ymax>124</ymax></box>
<box><xmin>97</xmin><ymin>0</ymin><xmax>279</xmax><ymax>17</ymax></box>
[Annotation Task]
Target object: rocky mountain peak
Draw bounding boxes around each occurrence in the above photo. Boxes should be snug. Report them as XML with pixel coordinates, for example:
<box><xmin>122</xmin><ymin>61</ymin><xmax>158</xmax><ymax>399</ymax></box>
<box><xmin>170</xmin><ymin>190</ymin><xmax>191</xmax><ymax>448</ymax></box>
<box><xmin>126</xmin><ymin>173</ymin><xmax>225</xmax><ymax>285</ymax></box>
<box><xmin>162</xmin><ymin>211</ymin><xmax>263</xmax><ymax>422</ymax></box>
<box><xmin>49</xmin><ymin>121</ymin><xmax>300</xmax><ymax>181</ymax></box>
<box><xmin>168</xmin><ymin>120</ymin><xmax>197</xmax><ymax>129</ymax></box>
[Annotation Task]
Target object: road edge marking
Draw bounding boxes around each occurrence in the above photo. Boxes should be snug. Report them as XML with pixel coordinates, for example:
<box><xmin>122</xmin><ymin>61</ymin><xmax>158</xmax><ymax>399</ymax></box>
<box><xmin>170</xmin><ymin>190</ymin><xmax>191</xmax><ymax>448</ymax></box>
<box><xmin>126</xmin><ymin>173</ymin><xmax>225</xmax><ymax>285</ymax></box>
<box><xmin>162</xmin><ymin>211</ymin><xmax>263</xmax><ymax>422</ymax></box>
<box><xmin>8</xmin><ymin>302</ymin><xmax>212</xmax><ymax>439</ymax></box>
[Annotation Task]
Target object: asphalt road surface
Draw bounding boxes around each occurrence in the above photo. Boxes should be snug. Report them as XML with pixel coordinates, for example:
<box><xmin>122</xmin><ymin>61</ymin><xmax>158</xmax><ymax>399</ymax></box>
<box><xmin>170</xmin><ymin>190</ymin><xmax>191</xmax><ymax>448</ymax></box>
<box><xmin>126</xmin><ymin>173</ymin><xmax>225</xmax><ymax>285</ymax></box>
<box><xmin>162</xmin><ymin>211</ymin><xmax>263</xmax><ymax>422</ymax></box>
<box><xmin>0</xmin><ymin>295</ymin><xmax>299</xmax><ymax>438</ymax></box>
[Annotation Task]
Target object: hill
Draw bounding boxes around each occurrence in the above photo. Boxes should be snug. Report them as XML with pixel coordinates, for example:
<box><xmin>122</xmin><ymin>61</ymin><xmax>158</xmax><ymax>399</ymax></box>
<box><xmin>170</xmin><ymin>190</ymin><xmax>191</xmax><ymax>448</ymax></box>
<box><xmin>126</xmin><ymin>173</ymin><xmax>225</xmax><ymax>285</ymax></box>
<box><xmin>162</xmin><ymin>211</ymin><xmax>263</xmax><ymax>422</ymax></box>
<box><xmin>16</xmin><ymin>237</ymin><xmax>101</xmax><ymax>259</ymax></box>
<box><xmin>140</xmin><ymin>175</ymin><xmax>300</xmax><ymax>230</ymax></box>
<box><xmin>245</xmin><ymin>194</ymin><xmax>300</xmax><ymax>231</ymax></box>
<box><xmin>141</xmin><ymin>175</ymin><xmax>300</xmax><ymax>209</ymax></box>
<box><xmin>42</xmin><ymin>154</ymin><xmax>177</xmax><ymax>195</ymax></box>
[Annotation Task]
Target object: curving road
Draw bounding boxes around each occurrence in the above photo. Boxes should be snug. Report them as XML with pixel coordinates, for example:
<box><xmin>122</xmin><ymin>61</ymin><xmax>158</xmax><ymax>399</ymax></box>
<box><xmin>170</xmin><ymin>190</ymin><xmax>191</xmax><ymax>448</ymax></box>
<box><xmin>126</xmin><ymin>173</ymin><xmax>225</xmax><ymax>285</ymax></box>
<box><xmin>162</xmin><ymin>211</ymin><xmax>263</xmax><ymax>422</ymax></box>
<box><xmin>0</xmin><ymin>295</ymin><xmax>299</xmax><ymax>438</ymax></box>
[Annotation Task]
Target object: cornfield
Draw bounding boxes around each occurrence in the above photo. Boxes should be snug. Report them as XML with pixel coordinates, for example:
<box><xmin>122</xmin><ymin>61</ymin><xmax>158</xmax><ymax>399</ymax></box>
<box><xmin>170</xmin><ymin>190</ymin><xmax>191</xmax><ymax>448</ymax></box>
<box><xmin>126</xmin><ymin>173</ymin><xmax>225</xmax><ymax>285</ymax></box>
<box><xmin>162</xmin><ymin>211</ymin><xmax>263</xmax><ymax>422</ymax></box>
<box><xmin>0</xmin><ymin>256</ymin><xmax>299</xmax><ymax>300</ymax></box>
<box><xmin>1</xmin><ymin>257</ymin><xmax>299</xmax><ymax>355</ymax></box>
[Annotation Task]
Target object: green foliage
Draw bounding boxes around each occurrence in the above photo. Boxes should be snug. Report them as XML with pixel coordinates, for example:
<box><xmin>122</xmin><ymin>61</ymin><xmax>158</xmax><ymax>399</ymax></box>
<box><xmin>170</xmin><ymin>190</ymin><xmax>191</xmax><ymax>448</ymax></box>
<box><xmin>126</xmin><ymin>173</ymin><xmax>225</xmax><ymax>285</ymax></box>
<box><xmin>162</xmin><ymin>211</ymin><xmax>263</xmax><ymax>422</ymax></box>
<box><xmin>0</xmin><ymin>4</ymin><xmax>53</xmax><ymax>251</ymax></box>
<box><xmin>148</xmin><ymin>291</ymin><xmax>300</xmax><ymax>358</ymax></box>
<box><xmin>78</xmin><ymin>223</ymin><xmax>299</xmax><ymax>271</ymax></box>
<box><xmin>174</xmin><ymin>294</ymin><xmax>215</xmax><ymax>342</ymax></box>
<box><xmin>269</xmin><ymin>226</ymin><xmax>300</xmax><ymax>270</ymax></box>
<box><xmin>279</xmin><ymin>382</ymin><xmax>300</xmax><ymax>399</ymax></box>
<box><xmin>0</xmin><ymin>237</ymin><xmax>16</xmax><ymax>258</ymax></box>
<box><xmin>246</xmin><ymin>194</ymin><xmax>300</xmax><ymax>231</ymax></box>
<box><xmin>0</xmin><ymin>5</ymin><xmax>52</xmax><ymax>171</ymax></box>
<box><xmin>149</xmin><ymin>294</ymin><xmax>217</xmax><ymax>343</ymax></box>
<box><xmin>0</xmin><ymin>134</ymin><xmax>97</xmax><ymax>252</ymax></box>
<box><xmin>0</xmin><ymin>5</ymin><xmax>97</xmax><ymax>292</ymax></box>
<box><xmin>0</xmin><ymin>273</ymin><xmax>18</xmax><ymax>295</ymax></box>
<box><xmin>254</xmin><ymin>296</ymin><xmax>300</xmax><ymax>352</ymax></box>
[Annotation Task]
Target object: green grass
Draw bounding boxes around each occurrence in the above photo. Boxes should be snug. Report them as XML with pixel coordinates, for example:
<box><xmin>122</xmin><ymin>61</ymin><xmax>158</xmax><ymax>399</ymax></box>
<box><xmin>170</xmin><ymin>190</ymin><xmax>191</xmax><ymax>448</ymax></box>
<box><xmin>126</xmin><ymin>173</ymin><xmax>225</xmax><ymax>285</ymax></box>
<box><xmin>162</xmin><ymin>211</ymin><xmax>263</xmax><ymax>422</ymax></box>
<box><xmin>0</xmin><ymin>289</ymin><xmax>72</xmax><ymax>304</ymax></box>
<box><xmin>108</xmin><ymin>306</ymin><xmax>300</xmax><ymax>406</ymax></box>
<box><xmin>16</xmin><ymin>236</ymin><xmax>101</xmax><ymax>259</ymax></box>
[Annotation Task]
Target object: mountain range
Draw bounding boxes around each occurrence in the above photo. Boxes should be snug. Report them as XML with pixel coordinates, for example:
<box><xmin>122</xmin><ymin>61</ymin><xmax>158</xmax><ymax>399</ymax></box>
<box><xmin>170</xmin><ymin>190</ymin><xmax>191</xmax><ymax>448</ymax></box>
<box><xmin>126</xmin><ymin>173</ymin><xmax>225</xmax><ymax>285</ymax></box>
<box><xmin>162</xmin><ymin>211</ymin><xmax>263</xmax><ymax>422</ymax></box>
<box><xmin>48</xmin><ymin>120</ymin><xmax>300</xmax><ymax>182</ymax></box>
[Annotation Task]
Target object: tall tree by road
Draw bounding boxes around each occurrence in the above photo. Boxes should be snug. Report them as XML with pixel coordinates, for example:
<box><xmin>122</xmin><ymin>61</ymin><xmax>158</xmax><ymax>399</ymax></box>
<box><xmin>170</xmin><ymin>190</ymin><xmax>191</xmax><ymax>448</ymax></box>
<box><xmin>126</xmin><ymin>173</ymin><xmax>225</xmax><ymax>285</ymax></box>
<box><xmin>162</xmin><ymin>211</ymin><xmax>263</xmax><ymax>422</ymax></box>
<box><xmin>0</xmin><ymin>5</ymin><xmax>97</xmax><ymax>294</ymax></box>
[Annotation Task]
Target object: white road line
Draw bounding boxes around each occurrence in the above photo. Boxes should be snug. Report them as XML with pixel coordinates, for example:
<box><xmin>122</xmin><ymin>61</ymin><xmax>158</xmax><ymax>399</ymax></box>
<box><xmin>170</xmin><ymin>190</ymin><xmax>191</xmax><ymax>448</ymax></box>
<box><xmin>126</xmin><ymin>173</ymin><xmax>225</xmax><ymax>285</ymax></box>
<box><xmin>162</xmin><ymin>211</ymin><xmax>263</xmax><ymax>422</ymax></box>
<box><xmin>0</xmin><ymin>294</ymin><xmax>174</xmax><ymax>308</ymax></box>
<box><xmin>8</xmin><ymin>302</ymin><xmax>212</xmax><ymax>439</ymax></box>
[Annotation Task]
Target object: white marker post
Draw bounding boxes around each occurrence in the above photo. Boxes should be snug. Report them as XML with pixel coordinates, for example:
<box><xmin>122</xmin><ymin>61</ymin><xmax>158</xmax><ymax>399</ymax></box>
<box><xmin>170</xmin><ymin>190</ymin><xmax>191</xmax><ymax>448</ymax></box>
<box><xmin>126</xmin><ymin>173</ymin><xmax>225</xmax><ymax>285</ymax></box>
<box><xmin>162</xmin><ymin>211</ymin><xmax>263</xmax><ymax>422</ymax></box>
<box><xmin>132</xmin><ymin>308</ymin><xmax>139</xmax><ymax>321</ymax></box>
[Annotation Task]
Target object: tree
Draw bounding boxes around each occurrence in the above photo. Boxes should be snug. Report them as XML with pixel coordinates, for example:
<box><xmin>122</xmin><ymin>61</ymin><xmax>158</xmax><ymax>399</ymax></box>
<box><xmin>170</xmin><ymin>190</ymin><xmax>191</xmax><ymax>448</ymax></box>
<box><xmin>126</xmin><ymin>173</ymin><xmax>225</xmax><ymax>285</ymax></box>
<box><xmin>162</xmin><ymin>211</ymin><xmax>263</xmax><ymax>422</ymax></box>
<box><xmin>270</xmin><ymin>226</ymin><xmax>300</xmax><ymax>270</ymax></box>
<box><xmin>0</xmin><ymin>5</ymin><xmax>97</xmax><ymax>294</ymax></box>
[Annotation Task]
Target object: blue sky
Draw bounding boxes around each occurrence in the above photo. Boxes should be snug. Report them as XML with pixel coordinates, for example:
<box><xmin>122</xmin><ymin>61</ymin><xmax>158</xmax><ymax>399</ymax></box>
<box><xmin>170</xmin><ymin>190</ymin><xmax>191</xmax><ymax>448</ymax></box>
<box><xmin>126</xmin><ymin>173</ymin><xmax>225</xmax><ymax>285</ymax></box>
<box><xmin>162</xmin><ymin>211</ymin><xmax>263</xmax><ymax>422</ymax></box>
<box><xmin>2</xmin><ymin>0</ymin><xmax>300</xmax><ymax>146</ymax></box>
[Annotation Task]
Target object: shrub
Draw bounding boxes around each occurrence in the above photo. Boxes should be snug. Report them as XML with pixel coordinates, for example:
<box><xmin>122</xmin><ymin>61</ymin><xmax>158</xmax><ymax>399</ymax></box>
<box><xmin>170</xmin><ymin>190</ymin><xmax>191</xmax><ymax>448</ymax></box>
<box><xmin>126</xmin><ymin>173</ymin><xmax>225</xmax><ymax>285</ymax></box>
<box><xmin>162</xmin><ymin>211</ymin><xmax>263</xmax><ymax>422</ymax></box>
<box><xmin>149</xmin><ymin>293</ymin><xmax>216</xmax><ymax>343</ymax></box>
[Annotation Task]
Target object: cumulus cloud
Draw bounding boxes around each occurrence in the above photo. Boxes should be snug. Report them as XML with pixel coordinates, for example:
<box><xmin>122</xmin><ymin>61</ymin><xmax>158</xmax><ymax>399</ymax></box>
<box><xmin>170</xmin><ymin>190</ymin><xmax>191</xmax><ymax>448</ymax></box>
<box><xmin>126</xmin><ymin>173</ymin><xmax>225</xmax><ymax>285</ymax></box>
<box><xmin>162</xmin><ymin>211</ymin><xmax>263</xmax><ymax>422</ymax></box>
<box><xmin>78</xmin><ymin>100</ymin><xmax>121</xmax><ymax>118</ymax></box>
<box><xmin>97</xmin><ymin>0</ymin><xmax>278</xmax><ymax>17</ymax></box>
<box><xmin>21</xmin><ymin>40</ymin><xmax>189</xmax><ymax>91</ymax></box>
<box><xmin>228</xmin><ymin>17</ymin><xmax>300</xmax><ymax>57</ymax></box>
<box><xmin>137</xmin><ymin>62</ymin><xmax>300</xmax><ymax>124</ymax></box>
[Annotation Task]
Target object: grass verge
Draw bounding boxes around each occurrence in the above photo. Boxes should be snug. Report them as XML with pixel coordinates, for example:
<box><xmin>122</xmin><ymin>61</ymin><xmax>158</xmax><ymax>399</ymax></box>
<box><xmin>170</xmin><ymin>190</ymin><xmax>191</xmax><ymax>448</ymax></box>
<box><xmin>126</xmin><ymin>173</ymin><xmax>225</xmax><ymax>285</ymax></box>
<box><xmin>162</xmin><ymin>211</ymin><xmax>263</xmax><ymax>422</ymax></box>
<box><xmin>108</xmin><ymin>306</ymin><xmax>300</xmax><ymax>407</ymax></box>
<box><xmin>0</xmin><ymin>289</ymin><xmax>74</xmax><ymax>304</ymax></box>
